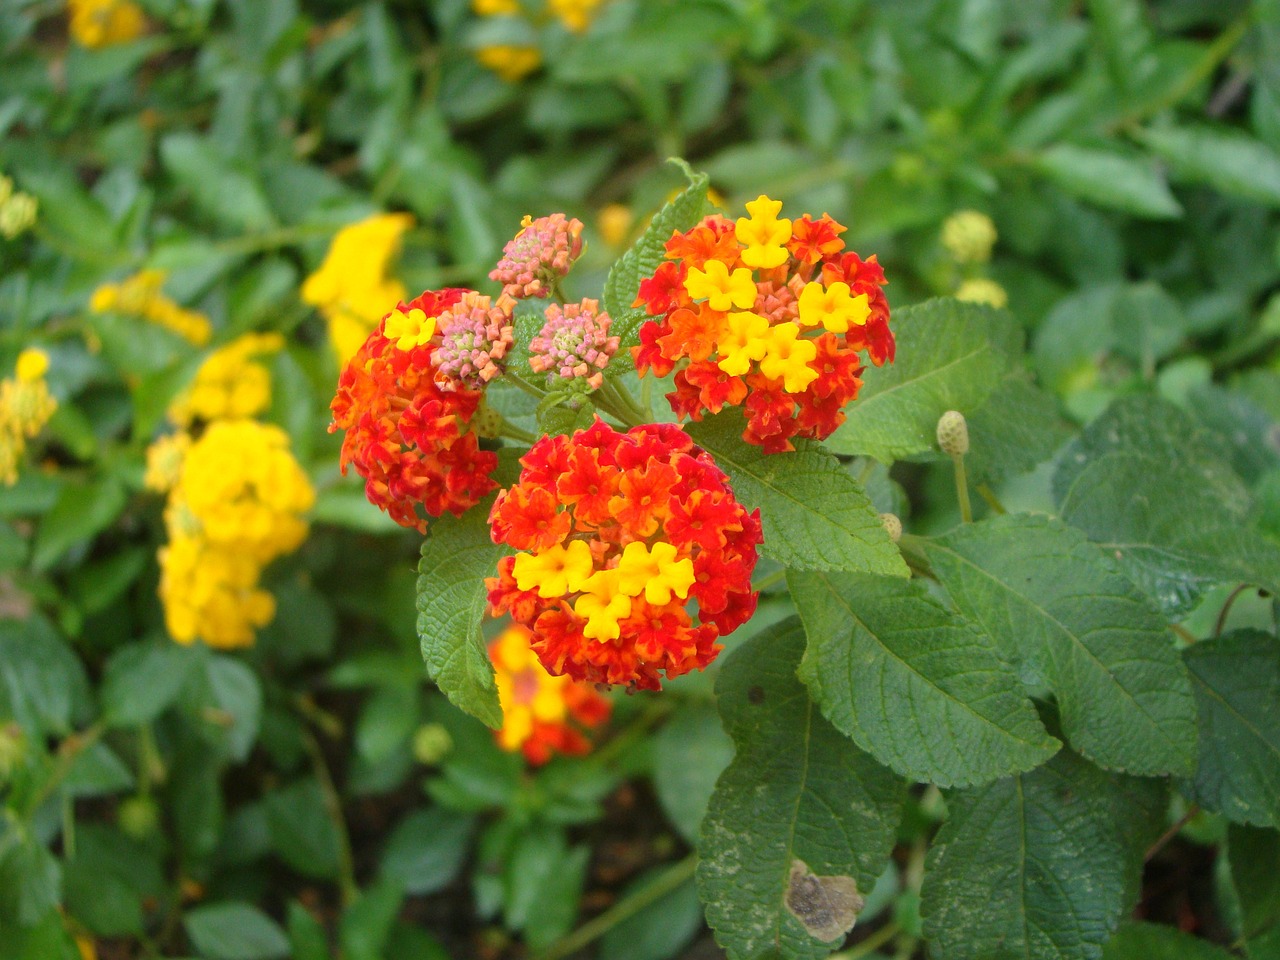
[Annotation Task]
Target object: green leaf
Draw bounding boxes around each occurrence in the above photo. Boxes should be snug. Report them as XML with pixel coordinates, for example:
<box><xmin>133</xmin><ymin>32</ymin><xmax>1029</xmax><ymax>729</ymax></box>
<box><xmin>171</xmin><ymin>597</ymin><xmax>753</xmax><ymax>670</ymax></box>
<box><xmin>417</xmin><ymin>501</ymin><xmax>509</xmax><ymax>729</ymax></box>
<box><xmin>31</xmin><ymin>477</ymin><xmax>127</xmax><ymax>573</ymax></box>
<box><xmin>698</xmin><ymin>618</ymin><xmax>905</xmax><ymax>960</ymax></box>
<box><xmin>1183</xmin><ymin>630</ymin><xmax>1280</xmax><ymax>827</ymax></box>
<box><xmin>340</xmin><ymin>880</ymin><xmax>404</xmax><ymax>960</ymax></box>
<box><xmin>599</xmin><ymin>868</ymin><xmax>702</xmax><ymax>960</ymax></box>
<box><xmin>160</xmin><ymin>133</ymin><xmax>278</xmax><ymax>232</ymax></box>
<box><xmin>963</xmin><ymin>373</ymin><xmax>1072</xmax><ymax>484</ymax></box>
<box><xmin>1083</xmin><ymin>0</ymin><xmax>1157</xmax><ymax>91</ymax></box>
<box><xmin>925</xmin><ymin>514</ymin><xmax>1197</xmax><ymax>777</ymax></box>
<box><xmin>1102</xmin><ymin>922</ymin><xmax>1235</xmax><ymax>960</ymax></box>
<box><xmin>921</xmin><ymin>748</ymin><xmax>1165</xmax><ymax>960</ymax></box>
<box><xmin>687</xmin><ymin>412</ymin><xmax>908</xmax><ymax>575</ymax></box>
<box><xmin>184</xmin><ymin>903</ymin><xmax>290</xmax><ymax>960</ymax></box>
<box><xmin>0</xmin><ymin>614</ymin><xmax>89</xmax><ymax>737</ymax></box>
<box><xmin>0</xmin><ymin>821</ymin><xmax>62</xmax><ymax>926</ymax></box>
<box><xmin>100</xmin><ymin>641</ymin><xmax>199</xmax><ymax>728</ymax></box>
<box><xmin>1135</xmin><ymin>125</ymin><xmax>1280</xmax><ymax>208</ymax></box>
<box><xmin>825</xmin><ymin>299</ymin><xmax>1021</xmax><ymax>463</ymax></box>
<box><xmin>264</xmin><ymin>780</ymin><xmax>342</xmax><ymax>880</ymax></box>
<box><xmin>1055</xmin><ymin>396</ymin><xmax>1280</xmax><ymax>617</ymax></box>
<box><xmin>380</xmin><ymin>807</ymin><xmax>476</xmax><ymax>895</ymax></box>
<box><xmin>602</xmin><ymin>163</ymin><xmax>709</xmax><ymax>319</ymax></box>
<box><xmin>204</xmin><ymin>655</ymin><xmax>263</xmax><ymax>763</ymax></box>
<box><xmin>790</xmin><ymin>571</ymin><xmax>1059</xmax><ymax>787</ymax></box>
<box><xmin>651</xmin><ymin>700</ymin><xmax>734</xmax><ymax>845</ymax></box>
<box><xmin>1227</xmin><ymin>823</ymin><xmax>1280</xmax><ymax>943</ymax></box>
<box><xmin>1033</xmin><ymin>144</ymin><xmax>1182</xmax><ymax>219</ymax></box>
<box><xmin>63</xmin><ymin>826</ymin><xmax>164</xmax><ymax>937</ymax></box>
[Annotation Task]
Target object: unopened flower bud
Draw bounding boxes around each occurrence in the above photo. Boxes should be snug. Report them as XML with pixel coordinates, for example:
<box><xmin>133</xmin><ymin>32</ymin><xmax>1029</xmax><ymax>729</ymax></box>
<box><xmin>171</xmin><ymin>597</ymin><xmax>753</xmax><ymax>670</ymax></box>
<box><xmin>955</xmin><ymin>277</ymin><xmax>1008</xmax><ymax>309</ymax></box>
<box><xmin>937</xmin><ymin>410</ymin><xmax>969</xmax><ymax>457</ymax></box>
<box><xmin>412</xmin><ymin>722</ymin><xmax>453</xmax><ymax>766</ymax></box>
<box><xmin>118</xmin><ymin>794</ymin><xmax>160</xmax><ymax>838</ymax></box>
<box><xmin>941</xmin><ymin>210</ymin><xmax>997</xmax><ymax>264</ymax></box>
<box><xmin>880</xmin><ymin>512</ymin><xmax>902</xmax><ymax>543</ymax></box>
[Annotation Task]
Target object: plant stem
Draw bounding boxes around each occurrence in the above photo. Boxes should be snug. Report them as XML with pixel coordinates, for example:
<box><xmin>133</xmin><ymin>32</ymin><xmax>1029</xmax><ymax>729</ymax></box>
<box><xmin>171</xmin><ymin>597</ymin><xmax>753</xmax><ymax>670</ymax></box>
<box><xmin>752</xmin><ymin>569</ymin><xmax>788</xmax><ymax>593</ymax></box>
<box><xmin>1145</xmin><ymin>804</ymin><xmax>1201</xmax><ymax>862</ymax></box>
<box><xmin>298</xmin><ymin>727</ymin><xmax>358</xmax><ymax>907</ymax></box>
<box><xmin>24</xmin><ymin>723</ymin><xmax>105</xmax><ymax>818</ymax></box>
<box><xmin>1169</xmin><ymin>623</ymin><xmax>1199</xmax><ymax>645</ymax></box>
<box><xmin>1214</xmin><ymin>583</ymin><xmax>1251</xmax><ymax>637</ymax></box>
<box><xmin>951</xmin><ymin>454</ymin><xmax>972</xmax><ymax>524</ymax></box>
<box><xmin>976</xmin><ymin>483</ymin><xmax>1006</xmax><ymax>515</ymax></box>
<box><xmin>503</xmin><ymin>372</ymin><xmax>548</xmax><ymax>401</ymax></box>
<box><xmin>533</xmin><ymin>854</ymin><xmax>698</xmax><ymax>960</ymax></box>
<box><xmin>499</xmin><ymin>419</ymin><xmax>538</xmax><ymax>445</ymax></box>
<box><xmin>840</xmin><ymin>921</ymin><xmax>902</xmax><ymax>959</ymax></box>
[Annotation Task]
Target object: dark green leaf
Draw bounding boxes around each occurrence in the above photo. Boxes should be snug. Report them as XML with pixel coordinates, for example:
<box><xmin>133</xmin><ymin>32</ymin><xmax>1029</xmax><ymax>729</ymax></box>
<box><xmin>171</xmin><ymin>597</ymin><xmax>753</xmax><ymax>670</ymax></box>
<box><xmin>790</xmin><ymin>570</ymin><xmax>1059</xmax><ymax>787</ymax></box>
<box><xmin>1033</xmin><ymin>145</ymin><xmax>1182</xmax><ymax>219</ymax></box>
<box><xmin>1228</xmin><ymin>823</ymin><xmax>1280</xmax><ymax>942</ymax></box>
<box><xmin>0</xmin><ymin>821</ymin><xmax>61</xmax><ymax>926</ymax></box>
<box><xmin>698</xmin><ymin>618</ymin><xmax>905</xmax><ymax>960</ymax></box>
<box><xmin>1102</xmin><ymin>922</ymin><xmax>1235</xmax><ymax>960</ymax></box>
<box><xmin>184</xmin><ymin>903</ymin><xmax>290</xmax><ymax>960</ymax></box>
<box><xmin>101</xmin><ymin>641</ymin><xmax>199</xmax><ymax>728</ymax></box>
<box><xmin>599</xmin><ymin>868</ymin><xmax>702</xmax><ymax>960</ymax></box>
<box><xmin>652</xmin><ymin>701</ymin><xmax>734</xmax><ymax>845</ymax></box>
<box><xmin>265</xmin><ymin>780</ymin><xmax>342</xmax><ymax>880</ymax></box>
<box><xmin>381</xmin><ymin>807</ymin><xmax>476</xmax><ymax>895</ymax></box>
<box><xmin>1136</xmin><ymin>126</ymin><xmax>1280</xmax><ymax>208</ymax></box>
<box><xmin>31</xmin><ymin>477</ymin><xmax>127</xmax><ymax>573</ymax></box>
<box><xmin>963</xmin><ymin>373</ymin><xmax>1071</xmax><ymax>484</ymax></box>
<box><xmin>0</xmin><ymin>614</ymin><xmax>89</xmax><ymax>737</ymax></box>
<box><xmin>926</xmin><ymin>515</ymin><xmax>1196</xmax><ymax>777</ymax></box>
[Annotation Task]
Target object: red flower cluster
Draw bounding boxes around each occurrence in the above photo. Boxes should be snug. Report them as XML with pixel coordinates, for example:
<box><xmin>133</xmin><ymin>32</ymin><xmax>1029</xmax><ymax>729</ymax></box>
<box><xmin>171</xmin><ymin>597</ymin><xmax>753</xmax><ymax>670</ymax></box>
<box><xmin>330</xmin><ymin>289</ymin><xmax>499</xmax><ymax>532</ymax></box>
<box><xmin>632</xmin><ymin>197</ymin><xmax>894</xmax><ymax>452</ymax></box>
<box><xmin>486</xmin><ymin>419</ymin><xmax>762</xmax><ymax>690</ymax></box>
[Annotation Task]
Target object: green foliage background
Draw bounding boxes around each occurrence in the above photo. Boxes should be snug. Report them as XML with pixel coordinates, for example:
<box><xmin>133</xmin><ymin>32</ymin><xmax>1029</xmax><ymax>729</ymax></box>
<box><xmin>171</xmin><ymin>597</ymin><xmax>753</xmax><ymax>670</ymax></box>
<box><xmin>2</xmin><ymin>0</ymin><xmax>1280</xmax><ymax>959</ymax></box>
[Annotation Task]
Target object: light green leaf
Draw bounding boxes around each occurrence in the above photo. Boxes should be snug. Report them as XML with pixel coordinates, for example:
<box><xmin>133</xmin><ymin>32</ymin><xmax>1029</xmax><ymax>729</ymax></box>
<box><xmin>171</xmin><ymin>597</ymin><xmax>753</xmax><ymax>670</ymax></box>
<box><xmin>1183</xmin><ymin>631</ymin><xmax>1280</xmax><ymax>827</ymax></box>
<box><xmin>602</xmin><ymin>162</ymin><xmax>709</xmax><ymax>320</ymax></box>
<box><xmin>921</xmin><ymin>748</ymin><xmax>1166</xmax><ymax>960</ymax></box>
<box><xmin>1033</xmin><ymin>144</ymin><xmax>1182</xmax><ymax>219</ymax></box>
<box><xmin>160</xmin><ymin>133</ymin><xmax>278</xmax><ymax>233</ymax></box>
<box><xmin>926</xmin><ymin>514</ymin><xmax>1196</xmax><ymax>777</ymax></box>
<box><xmin>1136</xmin><ymin>125</ymin><xmax>1280</xmax><ymax>208</ymax></box>
<box><xmin>963</xmin><ymin>372</ymin><xmax>1071</xmax><ymax>484</ymax></box>
<box><xmin>599</xmin><ymin>868</ymin><xmax>702</xmax><ymax>960</ymax></box>
<box><xmin>0</xmin><ymin>614</ymin><xmax>89</xmax><ymax>737</ymax></box>
<box><xmin>790</xmin><ymin>571</ymin><xmax>1059</xmax><ymax>787</ymax></box>
<box><xmin>101</xmin><ymin>641</ymin><xmax>200</xmax><ymax>728</ymax></box>
<box><xmin>698</xmin><ymin>618</ymin><xmax>905</xmax><ymax>960</ymax></box>
<box><xmin>1083</xmin><ymin>0</ymin><xmax>1157</xmax><ymax>91</ymax></box>
<box><xmin>826</xmin><ymin>299</ymin><xmax>1021</xmax><ymax>463</ymax></box>
<box><xmin>416</xmin><ymin>501</ymin><xmax>509</xmax><ymax>729</ymax></box>
<box><xmin>0</xmin><ymin>821</ymin><xmax>62</xmax><ymax>926</ymax></box>
<box><xmin>1102</xmin><ymin>922</ymin><xmax>1235</xmax><ymax>960</ymax></box>
<box><xmin>184</xmin><ymin>903</ymin><xmax>290</xmax><ymax>960</ymax></box>
<box><xmin>687</xmin><ymin>412</ymin><xmax>907</xmax><ymax>575</ymax></box>
<box><xmin>380</xmin><ymin>807</ymin><xmax>476</xmax><ymax>895</ymax></box>
<box><xmin>204</xmin><ymin>655</ymin><xmax>263</xmax><ymax>763</ymax></box>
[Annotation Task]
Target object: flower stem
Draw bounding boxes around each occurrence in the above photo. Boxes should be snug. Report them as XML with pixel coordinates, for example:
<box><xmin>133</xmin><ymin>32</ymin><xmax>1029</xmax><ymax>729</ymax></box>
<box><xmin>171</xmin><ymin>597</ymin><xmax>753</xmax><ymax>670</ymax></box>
<box><xmin>951</xmin><ymin>453</ymin><xmax>972</xmax><ymax>524</ymax></box>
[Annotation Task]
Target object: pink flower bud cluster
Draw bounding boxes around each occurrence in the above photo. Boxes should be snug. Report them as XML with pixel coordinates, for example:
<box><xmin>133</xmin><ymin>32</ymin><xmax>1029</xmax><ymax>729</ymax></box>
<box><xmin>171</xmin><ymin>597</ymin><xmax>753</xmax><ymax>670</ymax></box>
<box><xmin>489</xmin><ymin>213</ymin><xmax>585</xmax><ymax>299</ymax></box>
<box><xmin>433</xmin><ymin>292</ymin><xmax>516</xmax><ymax>389</ymax></box>
<box><xmin>528</xmin><ymin>299</ymin><xmax>619</xmax><ymax>390</ymax></box>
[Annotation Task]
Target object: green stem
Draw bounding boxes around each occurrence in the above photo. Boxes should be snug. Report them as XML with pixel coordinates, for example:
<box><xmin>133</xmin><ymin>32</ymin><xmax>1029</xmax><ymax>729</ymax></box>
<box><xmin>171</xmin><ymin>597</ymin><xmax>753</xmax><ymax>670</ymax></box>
<box><xmin>299</xmin><ymin>727</ymin><xmax>358</xmax><ymax>907</ymax></box>
<box><xmin>24</xmin><ymin>723</ymin><xmax>105</xmax><ymax>818</ymax></box>
<box><xmin>841</xmin><ymin>921</ymin><xmax>902</xmax><ymax>959</ymax></box>
<box><xmin>532</xmin><ymin>855</ymin><xmax>698</xmax><ymax>960</ymax></box>
<box><xmin>500</xmin><ymin>420</ymin><xmax>538</xmax><ymax>445</ymax></box>
<box><xmin>1214</xmin><ymin>583</ymin><xmax>1251</xmax><ymax>637</ymax></box>
<box><xmin>752</xmin><ymin>569</ymin><xmax>787</xmax><ymax>593</ymax></box>
<box><xmin>1145</xmin><ymin>804</ymin><xmax>1201</xmax><ymax>861</ymax></box>
<box><xmin>975</xmin><ymin>484</ymin><xmax>1006</xmax><ymax>516</ymax></box>
<box><xmin>503</xmin><ymin>372</ymin><xmax>548</xmax><ymax>401</ymax></box>
<box><xmin>1170</xmin><ymin>623</ymin><xmax>1199</xmax><ymax>645</ymax></box>
<box><xmin>951</xmin><ymin>454</ymin><xmax>972</xmax><ymax>524</ymax></box>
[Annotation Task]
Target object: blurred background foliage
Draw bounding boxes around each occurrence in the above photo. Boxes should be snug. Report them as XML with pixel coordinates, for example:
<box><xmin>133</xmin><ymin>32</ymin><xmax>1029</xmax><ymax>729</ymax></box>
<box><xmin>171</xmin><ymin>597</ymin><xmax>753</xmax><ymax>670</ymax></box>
<box><xmin>2</xmin><ymin>0</ymin><xmax>1280</xmax><ymax>958</ymax></box>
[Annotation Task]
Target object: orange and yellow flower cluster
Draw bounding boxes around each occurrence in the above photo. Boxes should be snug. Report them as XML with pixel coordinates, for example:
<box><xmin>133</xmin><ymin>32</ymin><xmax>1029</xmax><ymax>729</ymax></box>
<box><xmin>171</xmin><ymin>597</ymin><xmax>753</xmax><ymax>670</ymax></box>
<box><xmin>487</xmin><ymin>419</ymin><xmax>762</xmax><ymax>690</ymax></box>
<box><xmin>330</xmin><ymin>288</ymin><xmax>500</xmax><ymax>532</ymax></box>
<box><xmin>489</xmin><ymin>625</ymin><xmax>610</xmax><ymax>764</ymax></box>
<box><xmin>633</xmin><ymin>195</ymin><xmax>894</xmax><ymax>452</ymax></box>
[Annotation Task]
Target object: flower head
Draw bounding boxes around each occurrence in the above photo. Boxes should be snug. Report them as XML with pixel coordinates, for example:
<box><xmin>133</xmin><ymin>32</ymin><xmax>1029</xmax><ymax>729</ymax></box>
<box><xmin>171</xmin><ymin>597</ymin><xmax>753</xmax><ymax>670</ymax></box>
<box><xmin>330</xmin><ymin>289</ymin><xmax>500</xmax><ymax>532</ymax></box>
<box><xmin>68</xmin><ymin>0</ymin><xmax>146</xmax><ymax>48</ymax></box>
<box><xmin>168</xmin><ymin>333</ymin><xmax>284</xmax><ymax>428</ymax></box>
<box><xmin>432</xmin><ymin>292</ymin><xmax>516</xmax><ymax>389</ymax></box>
<box><xmin>488</xmin><ymin>419</ymin><xmax>761</xmax><ymax>690</ymax></box>
<box><xmin>942</xmin><ymin>210</ymin><xmax>997</xmax><ymax>264</ymax></box>
<box><xmin>0</xmin><ymin>349</ymin><xmax>57</xmax><ymax>486</ymax></box>
<box><xmin>528</xmin><ymin>299</ymin><xmax>619</xmax><ymax>390</ymax></box>
<box><xmin>634</xmin><ymin>198</ymin><xmax>892</xmax><ymax>452</ymax></box>
<box><xmin>490</xmin><ymin>625</ymin><xmax>611</xmax><ymax>764</ymax></box>
<box><xmin>955</xmin><ymin>277</ymin><xmax>1008</xmax><ymax>308</ymax></box>
<box><xmin>490</xmin><ymin>213</ymin><xmax>585</xmax><ymax>299</ymax></box>
<box><xmin>90</xmin><ymin>270</ymin><xmax>213</xmax><ymax>346</ymax></box>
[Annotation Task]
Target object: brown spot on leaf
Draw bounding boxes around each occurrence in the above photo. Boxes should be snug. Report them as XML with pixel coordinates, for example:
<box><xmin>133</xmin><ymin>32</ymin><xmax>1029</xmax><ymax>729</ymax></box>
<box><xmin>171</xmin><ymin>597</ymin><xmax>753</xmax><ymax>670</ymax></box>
<box><xmin>747</xmin><ymin>685</ymin><xmax>765</xmax><ymax>704</ymax></box>
<box><xmin>784</xmin><ymin>858</ymin><xmax>863</xmax><ymax>943</ymax></box>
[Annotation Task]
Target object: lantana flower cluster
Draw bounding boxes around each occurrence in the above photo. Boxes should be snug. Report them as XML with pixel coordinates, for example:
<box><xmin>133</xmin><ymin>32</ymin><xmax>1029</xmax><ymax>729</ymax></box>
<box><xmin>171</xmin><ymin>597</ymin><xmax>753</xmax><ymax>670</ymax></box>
<box><xmin>0</xmin><ymin>349</ymin><xmax>58</xmax><ymax>486</ymax></box>
<box><xmin>633</xmin><ymin>195</ymin><xmax>893</xmax><ymax>452</ymax></box>
<box><xmin>487</xmin><ymin>420</ymin><xmax>762</xmax><ymax>690</ymax></box>
<box><xmin>90</xmin><ymin>269</ymin><xmax>213</xmax><ymax>346</ymax></box>
<box><xmin>489</xmin><ymin>625</ymin><xmax>611</xmax><ymax>764</ymax></box>
<box><xmin>67</xmin><ymin>0</ymin><xmax>147</xmax><ymax>48</ymax></box>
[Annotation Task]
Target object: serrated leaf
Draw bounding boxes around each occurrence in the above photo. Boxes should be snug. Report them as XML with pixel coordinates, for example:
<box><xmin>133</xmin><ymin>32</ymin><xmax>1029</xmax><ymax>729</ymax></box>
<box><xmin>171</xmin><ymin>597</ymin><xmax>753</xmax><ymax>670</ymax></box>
<box><xmin>687</xmin><ymin>412</ymin><xmax>908</xmax><ymax>575</ymax></box>
<box><xmin>1102</xmin><ymin>922</ymin><xmax>1235</xmax><ymax>960</ymax></box>
<box><xmin>925</xmin><ymin>515</ymin><xmax>1196</xmax><ymax>777</ymax></box>
<box><xmin>602</xmin><ymin>165</ymin><xmax>709</xmax><ymax>319</ymax></box>
<box><xmin>964</xmin><ymin>373</ymin><xmax>1071</xmax><ymax>484</ymax></box>
<box><xmin>826</xmin><ymin>299</ymin><xmax>1021</xmax><ymax>463</ymax></box>
<box><xmin>921</xmin><ymin>747</ymin><xmax>1165</xmax><ymax>960</ymax></box>
<box><xmin>417</xmin><ymin>501</ymin><xmax>509</xmax><ymax>729</ymax></box>
<box><xmin>1055</xmin><ymin>396</ymin><xmax>1280</xmax><ymax>617</ymax></box>
<box><xmin>790</xmin><ymin>570</ymin><xmax>1059</xmax><ymax>787</ymax></box>
<box><xmin>1183</xmin><ymin>630</ymin><xmax>1280</xmax><ymax>827</ymax></box>
<box><xmin>1033</xmin><ymin>144</ymin><xmax>1182</xmax><ymax>219</ymax></box>
<box><xmin>698</xmin><ymin>618</ymin><xmax>905</xmax><ymax>960</ymax></box>
<box><xmin>185</xmin><ymin>903</ymin><xmax>290</xmax><ymax>960</ymax></box>
<box><xmin>1135</xmin><ymin>125</ymin><xmax>1280</xmax><ymax>208</ymax></box>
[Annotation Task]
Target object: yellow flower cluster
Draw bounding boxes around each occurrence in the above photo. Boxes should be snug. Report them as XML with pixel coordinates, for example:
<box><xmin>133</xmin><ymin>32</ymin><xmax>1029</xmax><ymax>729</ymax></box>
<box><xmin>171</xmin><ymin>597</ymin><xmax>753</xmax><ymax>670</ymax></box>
<box><xmin>301</xmin><ymin>213</ymin><xmax>413</xmax><ymax>364</ymax></box>
<box><xmin>471</xmin><ymin>0</ymin><xmax>606</xmax><ymax>81</ymax></box>
<box><xmin>90</xmin><ymin>270</ymin><xmax>213</xmax><ymax>346</ymax></box>
<box><xmin>167</xmin><ymin>333</ymin><xmax>284</xmax><ymax>428</ymax></box>
<box><xmin>941</xmin><ymin>210</ymin><xmax>1008</xmax><ymax>308</ymax></box>
<box><xmin>0</xmin><ymin>350</ymin><xmax>58</xmax><ymax>486</ymax></box>
<box><xmin>67</xmin><ymin>0</ymin><xmax>147</xmax><ymax>48</ymax></box>
<box><xmin>158</xmin><ymin>420</ymin><xmax>314</xmax><ymax>648</ymax></box>
<box><xmin>0</xmin><ymin>176</ymin><xmax>38</xmax><ymax>241</ymax></box>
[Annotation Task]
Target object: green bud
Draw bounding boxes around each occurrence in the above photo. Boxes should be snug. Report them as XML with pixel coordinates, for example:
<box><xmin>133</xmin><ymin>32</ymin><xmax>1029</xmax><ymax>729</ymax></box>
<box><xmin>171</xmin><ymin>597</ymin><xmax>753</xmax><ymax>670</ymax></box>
<box><xmin>879</xmin><ymin>512</ymin><xmax>903</xmax><ymax>543</ymax></box>
<box><xmin>118</xmin><ymin>794</ymin><xmax>160</xmax><ymax>838</ymax></box>
<box><xmin>936</xmin><ymin>410</ymin><xmax>969</xmax><ymax>457</ymax></box>
<box><xmin>0</xmin><ymin>723</ymin><xmax>25</xmax><ymax>783</ymax></box>
<box><xmin>411</xmin><ymin>722</ymin><xmax>453</xmax><ymax>766</ymax></box>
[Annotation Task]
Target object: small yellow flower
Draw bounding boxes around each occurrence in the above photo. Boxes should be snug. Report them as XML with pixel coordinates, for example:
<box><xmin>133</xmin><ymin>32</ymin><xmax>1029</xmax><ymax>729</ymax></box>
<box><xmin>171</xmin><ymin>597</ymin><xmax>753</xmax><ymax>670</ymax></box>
<box><xmin>573</xmin><ymin>569</ymin><xmax>633</xmax><ymax>641</ymax></box>
<box><xmin>512</xmin><ymin>540</ymin><xmax>595</xmax><ymax>598</ymax></box>
<box><xmin>797</xmin><ymin>281</ymin><xmax>870</xmax><ymax>333</ymax></box>
<box><xmin>684</xmin><ymin>259</ymin><xmax>757</xmax><ymax>312</ymax></box>
<box><xmin>942</xmin><ymin>210</ymin><xmax>998</xmax><ymax>264</ymax></box>
<box><xmin>735</xmin><ymin>194</ymin><xmax>792</xmax><ymax>269</ymax></box>
<box><xmin>548</xmin><ymin>0</ymin><xmax>603</xmax><ymax>32</ymax></box>
<box><xmin>382</xmin><ymin>307</ymin><xmax>436</xmax><ymax>351</ymax></box>
<box><xmin>143</xmin><ymin>432</ymin><xmax>190</xmax><ymax>493</ymax></box>
<box><xmin>67</xmin><ymin>0</ymin><xmax>147</xmax><ymax>48</ymax></box>
<box><xmin>597</xmin><ymin>204</ymin><xmax>633</xmax><ymax>248</ymax></box>
<box><xmin>614</xmin><ymin>540</ymin><xmax>695</xmax><ymax>605</ymax></box>
<box><xmin>473</xmin><ymin>0</ymin><xmax>521</xmax><ymax>14</ymax></box>
<box><xmin>90</xmin><ymin>270</ymin><xmax>212</xmax><ymax>346</ymax></box>
<box><xmin>475</xmin><ymin>45</ymin><xmax>542</xmax><ymax>82</ymax></box>
<box><xmin>15</xmin><ymin>349</ymin><xmax>48</xmax><ymax>383</ymax></box>
<box><xmin>955</xmin><ymin>278</ymin><xmax>1008</xmax><ymax>309</ymax></box>
<box><xmin>759</xmin><ymin>322</ymin><xmax>819</xmax><ymax>394</ymax></box>
<box><xmin>716</xmin><ymin>311</ymin><xmax>771</xmax><ymax>376</ymax></box>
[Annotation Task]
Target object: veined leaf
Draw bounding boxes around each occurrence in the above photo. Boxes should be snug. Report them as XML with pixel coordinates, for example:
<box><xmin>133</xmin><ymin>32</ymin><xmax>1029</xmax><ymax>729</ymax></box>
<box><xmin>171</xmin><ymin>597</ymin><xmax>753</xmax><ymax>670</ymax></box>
<box><xmin>1102</xmin><ymin>922</ymin><xmax>1236</xmax><ymax>960</ymax></box>
<box><xmin>826</xmin><ymin>299</ymin><xmax>1020</xmax><ymax>463</ymax></box>
<box><xmin>926</xmin><ymin>514</ymin><xmax>1196</xmax><ymax>777</ymax></box>
<box><xmin>1136</xmin><ymin>125</ymin><xmax>1280</xmax><ymax>208</ymax></box>
<box><xmin>921</xmin><ymin>747</ymin><xmax>1166</xmax><ymax>960</ymax></box>
<box><xmin>416</xmin><ymin>501</ymin><xmax>510</xmax><ymax>729</ymax></box>
<box><xmin>790</xmin><ymin>570</ymin><xmax>1058</xmax><ymax>787</ymax></box>
<box><xmin>688</xmin><ymin>412</ymin><xmax>908</xmax><ymax>575</ymax></box>
<box><xmin>699</xmin><ymin>618</ymin><xmax>905</xmax><ymax>960</ymax></box>
<box><xmin>1033</xmin><ymin>144</ymin><xmax>1182</xmax><ymax>219</ymax></box>
<box><xmin>963</xmin><ymin>372</ymin><xmax>1071</xmax><ymax>484</ymax></box>
<box><xmin>1183</xmin><ymin>631</ymin><xmax>1280</xmax><ymax>827</ymax></box>
<box><xmin>602</xmin><ymin>161</ymin><xmax>709</xmax><ymax>320</ymax></box>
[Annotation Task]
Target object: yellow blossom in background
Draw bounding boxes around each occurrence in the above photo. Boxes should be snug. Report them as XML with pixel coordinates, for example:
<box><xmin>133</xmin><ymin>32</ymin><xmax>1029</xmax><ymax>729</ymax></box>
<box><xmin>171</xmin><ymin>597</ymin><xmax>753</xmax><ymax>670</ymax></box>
<box><xmin>167</xmin><ymin>332</ymin><xmax>284</xmax><ymax>428</ymax></box>
<box><xmin>548</xmin><ymin>0</ymin><xmax>603</xmax><ymax>31</ymax></box>
<box><xmin>143</xmin><ymin>431</ymin><xmax>190</xmax><ymax>493</ymax></box>
<box><xmin>158</xmin><ymin>420</ymin><xmax>314</xmax><ymax>648</ymax></box>
<box><xmin>472</xmin><ymin>0</ymin><xmax>520</xmax><ymax>13</ymax></box>
<box><xmin>0</xmin><ymin>175</ymin><xmax>38</xmax><ymax>240</ymax></box>
<box><xmin>475</xmin><ymin>45</ymin><xmax>542</xmax><ymax>82</ymax></box>
<box><xmin>300</xmin><ymin>213</ymin><xmax>413</xmax><ymax>363</ymax></box>
<box><xmin>941</xmin><ymin>210</ymin><xmax>998</xmax><ymax>264</ymax></box>
<box><xmin>956</xmin><ymin>277</ymin><xmax>1009</xmax><ymax>309</ymax></box>
<box><xmin>597</xmin><ymin>203</ymin><xmax>632</xmax><ymax>248</ymax></box>
<box><xmin>0</xmin><ymin>349</ymin><xmax>58</xmax><ymax>486</ymax></box>
<box><xmin>67</xmin><ymin>0</ymin><xmax>147</xmax><ymax>48</ymax></box>
<box><xmin>90</xmin><ymin>270</ymin><xmax>213</xmax><ymax>346</ymax></box>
